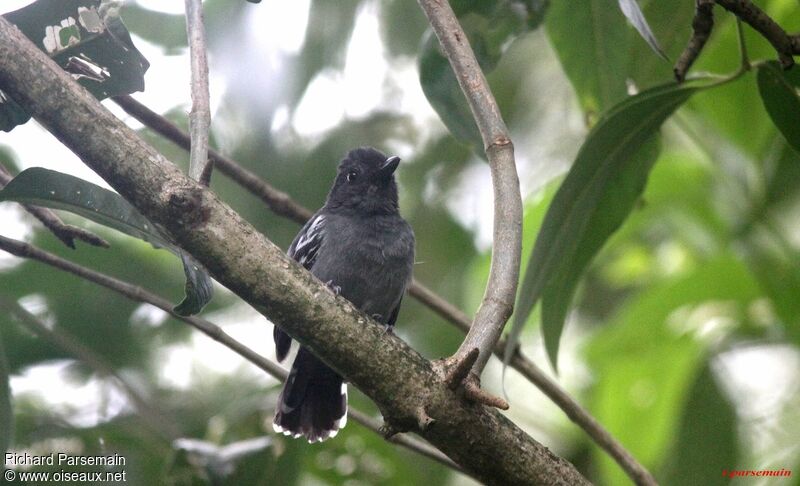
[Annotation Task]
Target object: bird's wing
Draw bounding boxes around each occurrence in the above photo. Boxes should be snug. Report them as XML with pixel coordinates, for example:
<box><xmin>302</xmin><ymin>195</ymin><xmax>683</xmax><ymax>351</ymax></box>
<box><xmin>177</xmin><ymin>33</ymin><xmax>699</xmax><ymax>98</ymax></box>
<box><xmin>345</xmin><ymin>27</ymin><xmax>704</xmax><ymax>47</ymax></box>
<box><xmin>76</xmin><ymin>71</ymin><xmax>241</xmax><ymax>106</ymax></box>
<box><xmin>288</xmin><ymin>213</ymin><xmax>326</xmax><ymax>269</ymax></box>
<box><xmin>274</xmin><ymin>213</ymin><xmax>326</xmax><ymax>362</ymax></box>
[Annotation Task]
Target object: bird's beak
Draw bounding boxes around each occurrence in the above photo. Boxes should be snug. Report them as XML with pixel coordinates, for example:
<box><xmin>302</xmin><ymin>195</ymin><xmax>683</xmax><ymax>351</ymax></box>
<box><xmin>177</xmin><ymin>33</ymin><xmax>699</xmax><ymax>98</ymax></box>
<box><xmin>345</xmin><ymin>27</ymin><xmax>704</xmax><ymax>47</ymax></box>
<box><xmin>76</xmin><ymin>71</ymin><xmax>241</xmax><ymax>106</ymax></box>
<box><xmin>378</xmin><ymin>156</ymin><xmax>401</xmax><ymax>179</ymax></box>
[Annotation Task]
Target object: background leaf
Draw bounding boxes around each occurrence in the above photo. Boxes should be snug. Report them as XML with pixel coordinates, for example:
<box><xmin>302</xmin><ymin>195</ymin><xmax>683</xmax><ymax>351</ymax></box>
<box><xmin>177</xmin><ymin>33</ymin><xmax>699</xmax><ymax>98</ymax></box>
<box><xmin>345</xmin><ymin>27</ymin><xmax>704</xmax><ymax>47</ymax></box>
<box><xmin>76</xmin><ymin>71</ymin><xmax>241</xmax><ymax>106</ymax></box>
<box><xmin>0</xmin><ymin>168</ymin><xmax>212</xmax><ymax>315</ymax></box>
<box><xmin>586</xmin><ymin>255</ymin><xmax>759</xmax><ymax>485</ymax></box>
<box><xmin>546</xmin><ymin>0</ymin><xmax>629</xmax><ymax>118</ymax></box>
<box><xmin>418</xmin><ymin>0</ymin><xmax>547</xmax><ymax>149</ymax></box>
<box><xmin>757</xmin><ymin>61</ymin><xmax>800</xmax><ymax>154</ymax></box>
<box><xmin>511</xmin><ymin>81</ymin><xmax>705</xmax><ymax>370</ymax></box>
<box><xmin>660</xmin><ymin>362</ymin><xmax>738</xmax><ymax>486</ymax></box>
<box><xmin>418</xmin><ymin>33</ymin><xmax>483</xmax><ymax>149</ymax></box>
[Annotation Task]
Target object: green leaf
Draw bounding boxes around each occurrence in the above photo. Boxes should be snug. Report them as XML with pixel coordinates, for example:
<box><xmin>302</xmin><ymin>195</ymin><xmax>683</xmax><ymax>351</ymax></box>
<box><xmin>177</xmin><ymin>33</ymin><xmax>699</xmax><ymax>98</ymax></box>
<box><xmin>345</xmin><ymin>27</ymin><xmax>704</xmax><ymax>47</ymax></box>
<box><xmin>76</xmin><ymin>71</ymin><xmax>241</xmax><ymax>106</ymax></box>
<box><xmin>547</xmin><ymin>0</ymin><xmax>630</xmax><ymax>117</ymax></box>
<box><xmin>586</xmin><ymin>255</ymin><xmax>758</xmax><ymax>485</ymax></box>
<box><xmin>0</xmin><ymin>328</ymin><xmax>12</xmax><ymax>464</ymax></box>
<box><xmin>511</xmin><ymin>81</ymin><xmax>706</xmax><ymax>370</ymax></box>
<box><xmin>757</xmin><ymin>61</ymin><xmax>800</xmax><ymax>154</ymax></box>
<box><xmin>617</xmin><ymin>0</ymin><xmax>667</xmax><ymax>61</ymax></box>
<box><xmin>0</xmin><ymin>168</ymin><xmax>212</xmax><ymax>315</ymax></box>
<box><xmin>173</xmin><ymin>252</ymin><xmax>214</xmax><ymax>316</ymax></box>
<box><xmin>1</xmin><ymin>0</ymin><xmax>149</xmax><ymax>132</ymax></box>
<box><xmin>419</xmin><ymin>32</ymin><xmax>483</xmax><ymax>149</ymax></box>
<box><xmin>0</xmin><ymin>168</ymin><xmax>171</xmax><ymax>249</ymax></box>
<box><xmin>661</xmin><ymin>362</ymin><xmax>738</xmax><ymax>486</ymax></box>
<box><xmin>418</xmin><ymin>1</ymin><xmax>545</xmax><ymax>149</ymax></box>
<box><xmin>0</xmin><ymin>92</ymin><xmax>31</xmax><ymax>131</ymax></box>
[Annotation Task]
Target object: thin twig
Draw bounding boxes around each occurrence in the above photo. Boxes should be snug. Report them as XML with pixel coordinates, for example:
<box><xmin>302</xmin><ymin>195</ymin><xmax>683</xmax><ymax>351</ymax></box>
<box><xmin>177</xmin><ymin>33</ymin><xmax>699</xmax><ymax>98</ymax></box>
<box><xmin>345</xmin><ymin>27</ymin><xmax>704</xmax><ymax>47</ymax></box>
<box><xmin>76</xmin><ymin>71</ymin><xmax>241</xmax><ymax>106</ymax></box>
<box><xmin>736</xmin><ymin>19</ymin><xmax>750</xmax><ymax>71</ymax></box>
<box><xmin>183</xmin><ymin>0</ymin><xmax>212</xmax><ymax>184</ymax></box>
<box><xmin>0</xmin><ymin>235</ymin><xmax>465</xmax><ymax>477</ymax></box>
<box><xmin>0</xmin><ymin>296</ymin><xmax>178</xmax><ymax>440</ymax></box>
<box><xmin>675</xmin><ymin>0</ymin><xmax>715</xmax><ymax>82</ymax></box>
<box><xmin>715</xmin><ymin>0</ymin><xmax>795</xmax><ymax>68</ymax></box>
<box><xmin>0</xmin><ymin>163</ymin><xmax>109</xmax><ymax>249</ymax></box>
<box><xmin>111</xmin><ymin>95</ymin><xmax>312</xmax><ymax>223</ymax></box>
<box><xmin>110</xmin><ymin>94</ymin><xmax>652</xmax><ymax>485</ymax></box>
<box><xmin>676</xmin><ymin>0</ymin><xmax>799</xmax><ymax>81</ymax></box>
<box><xmin>417</xmin><ymin>0</ymin><xmax>522</xmax><ymax>382</ymax></box>
<box><xmin>510</xmin><ymin>358</ymin><xmax>656</xmax><ymax>485</ymax></box>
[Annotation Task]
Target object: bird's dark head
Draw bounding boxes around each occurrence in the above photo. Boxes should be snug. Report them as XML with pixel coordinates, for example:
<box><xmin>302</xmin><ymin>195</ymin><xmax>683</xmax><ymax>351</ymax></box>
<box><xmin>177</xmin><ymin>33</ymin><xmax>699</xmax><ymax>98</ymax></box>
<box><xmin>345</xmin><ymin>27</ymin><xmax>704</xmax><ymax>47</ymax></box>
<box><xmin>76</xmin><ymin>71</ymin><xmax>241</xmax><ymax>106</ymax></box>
<box><xmin>325</xmin><ymin>147</ymin><xmax>401</xmax><ymax>215</ymax></box>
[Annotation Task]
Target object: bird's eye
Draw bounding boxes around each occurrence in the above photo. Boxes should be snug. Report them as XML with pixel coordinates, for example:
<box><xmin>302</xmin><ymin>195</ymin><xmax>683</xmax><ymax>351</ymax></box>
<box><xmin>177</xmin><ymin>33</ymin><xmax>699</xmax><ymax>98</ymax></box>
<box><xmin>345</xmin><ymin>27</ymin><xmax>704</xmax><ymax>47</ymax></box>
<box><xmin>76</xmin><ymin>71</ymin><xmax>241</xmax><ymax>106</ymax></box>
<box><xmin>346</xmin><ymin>171</ymin><xmax>358</xmax><ymax>182</ymax></box>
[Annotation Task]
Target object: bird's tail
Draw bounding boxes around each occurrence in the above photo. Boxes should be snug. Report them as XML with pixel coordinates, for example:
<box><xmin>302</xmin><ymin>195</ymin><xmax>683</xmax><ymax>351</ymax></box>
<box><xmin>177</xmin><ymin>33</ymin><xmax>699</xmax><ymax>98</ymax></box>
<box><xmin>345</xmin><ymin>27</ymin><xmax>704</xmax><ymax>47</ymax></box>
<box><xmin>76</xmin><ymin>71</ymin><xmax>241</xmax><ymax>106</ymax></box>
<box><xmin>273</xmin><ymin>347</ymin><xmax>347</xmax><ymax>442</ymax></box>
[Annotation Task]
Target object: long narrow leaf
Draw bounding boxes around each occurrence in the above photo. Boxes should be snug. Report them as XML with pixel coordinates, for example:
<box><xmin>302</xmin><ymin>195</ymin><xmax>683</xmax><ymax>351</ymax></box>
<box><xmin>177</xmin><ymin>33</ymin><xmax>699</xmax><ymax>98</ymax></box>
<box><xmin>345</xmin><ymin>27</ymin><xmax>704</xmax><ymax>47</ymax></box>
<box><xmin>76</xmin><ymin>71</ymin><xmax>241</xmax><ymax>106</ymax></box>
<box><xmin>0</xmin><ymin>168</ymin><xmax>171</xmax><ymax>249</ymax></box>
<box><xmin>0</xmin><ymin>168</ymin><xmax>212</xmax><ymax>315</ymax></box>
<box><xmin>509</xmin><ymin>81</ymin><xmax>706</xmax><ymax>371</ymax></box>
<box><xmin>618</xmin><ymin>0</ymin><xmax>668</xmax><ymax>61</ymax></box>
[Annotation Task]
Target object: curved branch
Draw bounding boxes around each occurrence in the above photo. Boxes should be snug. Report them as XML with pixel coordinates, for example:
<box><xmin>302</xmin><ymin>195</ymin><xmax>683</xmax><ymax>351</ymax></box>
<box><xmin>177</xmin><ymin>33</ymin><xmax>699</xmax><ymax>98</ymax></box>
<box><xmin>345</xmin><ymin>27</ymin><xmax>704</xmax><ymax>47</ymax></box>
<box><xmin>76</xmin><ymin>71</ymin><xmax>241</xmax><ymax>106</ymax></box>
<box><xmin>0</xmin><ymin>235</ymin><xmax>464</xmax><ymax>478</ymax></box>
<box><xmin>0</xmin><ymin>20</ymin><xmax>587</xmax><ymax>483</ymax></box>
<box><xmin>417</xmin><ymin>0</ymin><xmax>523</xmax><ymax>378</ymax></box>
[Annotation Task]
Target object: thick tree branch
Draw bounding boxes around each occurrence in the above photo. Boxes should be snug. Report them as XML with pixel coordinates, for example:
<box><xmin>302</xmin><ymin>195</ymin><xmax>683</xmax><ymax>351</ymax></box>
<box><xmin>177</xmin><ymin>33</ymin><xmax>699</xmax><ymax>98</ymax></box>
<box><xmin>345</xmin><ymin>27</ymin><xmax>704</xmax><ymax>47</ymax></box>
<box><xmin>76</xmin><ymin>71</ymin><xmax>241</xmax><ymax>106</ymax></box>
<box><xmin>0</xmin><ymin>163</ymin><xmax>109</xmax><ymax>249</ymax></box>
<box><xmin>183</xmin><ymin>0</ymin><xmax>212</xmax><ymax>184</ymax></box>
<box><xmin>417</xmin><ymin>0</ymin><xmax>523</xmax><ymax>380</ymax></box>
<box><xmin>0</xmin><ymin>235</ymin><xmax>463</xmax><ymax>477</ymax></box>
<box><xmin>111</xmin><ymin>94</ymin><xmax>654</xmax><ymax>484</ymax></box>
<box><xmin>0</xmin><ymin>20</ymin><xmax>587</xmax><ymax>483</ymax></box>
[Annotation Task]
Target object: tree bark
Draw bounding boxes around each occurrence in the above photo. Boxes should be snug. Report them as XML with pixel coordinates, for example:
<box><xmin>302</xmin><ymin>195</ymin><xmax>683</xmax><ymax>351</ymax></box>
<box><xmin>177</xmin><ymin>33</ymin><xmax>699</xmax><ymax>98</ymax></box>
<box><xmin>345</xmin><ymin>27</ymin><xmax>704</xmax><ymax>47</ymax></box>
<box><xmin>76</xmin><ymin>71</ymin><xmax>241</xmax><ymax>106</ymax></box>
<box><xmin>0</xmin><ymin>18</ymin><xmax>589</xmax><ymax>485</ymax></box>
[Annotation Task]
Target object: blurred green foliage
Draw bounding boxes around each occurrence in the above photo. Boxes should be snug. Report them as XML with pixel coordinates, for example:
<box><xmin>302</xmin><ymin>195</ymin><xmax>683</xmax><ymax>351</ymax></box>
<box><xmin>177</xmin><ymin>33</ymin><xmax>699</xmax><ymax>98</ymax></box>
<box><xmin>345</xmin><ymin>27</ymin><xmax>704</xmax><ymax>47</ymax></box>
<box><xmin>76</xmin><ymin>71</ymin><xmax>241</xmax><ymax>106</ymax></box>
<box><xmin>0</xmin><ymin>0</ymin><xmax>799</xmax><ymax>485</ymax></box>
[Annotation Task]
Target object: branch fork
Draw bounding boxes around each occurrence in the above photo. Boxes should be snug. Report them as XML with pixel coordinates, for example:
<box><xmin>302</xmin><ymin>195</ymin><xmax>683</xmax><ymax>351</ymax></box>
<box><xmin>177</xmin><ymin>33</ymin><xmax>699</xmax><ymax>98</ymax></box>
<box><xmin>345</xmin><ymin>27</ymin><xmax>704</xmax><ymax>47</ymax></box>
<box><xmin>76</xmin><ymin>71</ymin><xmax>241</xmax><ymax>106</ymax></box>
<box><xmin>441</xmin><ymin>348</ymin><xmax>509</xmax><ymax>410</ymax></box>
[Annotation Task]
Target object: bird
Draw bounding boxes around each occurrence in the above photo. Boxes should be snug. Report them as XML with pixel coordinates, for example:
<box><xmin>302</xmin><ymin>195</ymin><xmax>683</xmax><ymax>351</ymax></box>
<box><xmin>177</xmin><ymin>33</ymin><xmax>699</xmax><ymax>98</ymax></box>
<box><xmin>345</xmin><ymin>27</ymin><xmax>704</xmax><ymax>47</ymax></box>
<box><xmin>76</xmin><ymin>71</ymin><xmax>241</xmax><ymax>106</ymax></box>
<box><xmin>272</xmin><ymin>147</ymin><xmax>415</xmax><ymax>443</ymax></box>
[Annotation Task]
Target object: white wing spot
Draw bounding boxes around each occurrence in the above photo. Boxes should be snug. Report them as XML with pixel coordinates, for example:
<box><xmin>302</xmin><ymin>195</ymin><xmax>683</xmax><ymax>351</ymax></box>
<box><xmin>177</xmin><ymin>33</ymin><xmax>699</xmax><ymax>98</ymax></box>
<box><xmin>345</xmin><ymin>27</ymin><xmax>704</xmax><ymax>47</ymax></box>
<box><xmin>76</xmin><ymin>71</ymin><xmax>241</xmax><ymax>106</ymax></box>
<box><xmin>295</xmin><ymin>215</ymin><xmax>324</xmax><ymax>253</ymax></box>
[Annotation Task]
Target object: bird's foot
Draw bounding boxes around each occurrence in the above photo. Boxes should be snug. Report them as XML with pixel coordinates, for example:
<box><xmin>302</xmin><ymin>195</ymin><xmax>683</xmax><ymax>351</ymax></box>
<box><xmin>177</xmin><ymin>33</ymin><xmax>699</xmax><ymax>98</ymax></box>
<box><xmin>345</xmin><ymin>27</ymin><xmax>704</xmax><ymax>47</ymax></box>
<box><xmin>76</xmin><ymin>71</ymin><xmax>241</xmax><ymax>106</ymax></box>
<box><xmin>371</xmin><ymin>314</ymin><xmax>394</xmax><ymax>335</ymax></box>
<box><xmin>324</xmin><ymin>280</ymin><xmax>341</xmax><ymax>296</ymax></box>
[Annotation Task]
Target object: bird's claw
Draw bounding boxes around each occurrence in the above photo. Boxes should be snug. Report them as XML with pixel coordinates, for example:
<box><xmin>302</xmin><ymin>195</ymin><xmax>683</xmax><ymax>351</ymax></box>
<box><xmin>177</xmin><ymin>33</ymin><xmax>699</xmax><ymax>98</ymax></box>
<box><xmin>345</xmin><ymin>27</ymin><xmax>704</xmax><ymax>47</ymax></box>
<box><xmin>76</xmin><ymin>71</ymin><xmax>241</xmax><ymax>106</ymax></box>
<box><xmin>371</xmin><ymin>314</ymin><xmax>394</xmax><ymax>335</ymax></box>
<box><xmin>325</xmin><ymin>280</ymin><xmax>341</xmax><ymax>296</ymax></box>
